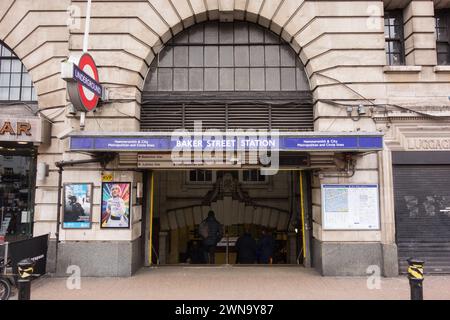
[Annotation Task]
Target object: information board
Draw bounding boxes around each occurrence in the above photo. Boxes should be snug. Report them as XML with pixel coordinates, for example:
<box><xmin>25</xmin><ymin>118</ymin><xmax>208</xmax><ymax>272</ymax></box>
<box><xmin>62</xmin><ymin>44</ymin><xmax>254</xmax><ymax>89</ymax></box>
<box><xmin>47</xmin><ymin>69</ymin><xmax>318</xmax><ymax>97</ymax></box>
<box><xmin>321</xmin><ymin>184</ymin><xmax>380</xmax><ymax>230</ymax></box>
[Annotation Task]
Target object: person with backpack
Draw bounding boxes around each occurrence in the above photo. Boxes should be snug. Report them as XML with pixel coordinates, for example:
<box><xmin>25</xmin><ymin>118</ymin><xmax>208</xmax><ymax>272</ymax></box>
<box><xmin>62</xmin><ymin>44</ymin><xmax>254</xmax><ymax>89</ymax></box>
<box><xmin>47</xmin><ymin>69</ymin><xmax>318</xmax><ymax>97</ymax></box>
<box><xmin>198</xmin><ymin>210</ymin><xmax>224</xmax><ymax>264</ymax></box>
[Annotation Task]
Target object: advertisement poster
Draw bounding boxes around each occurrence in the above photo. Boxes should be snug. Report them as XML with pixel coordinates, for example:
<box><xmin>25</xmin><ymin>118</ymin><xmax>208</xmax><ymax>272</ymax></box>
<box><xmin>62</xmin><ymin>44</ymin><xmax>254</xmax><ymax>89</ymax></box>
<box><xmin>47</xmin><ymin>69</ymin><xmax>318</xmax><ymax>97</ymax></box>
<box><xmin>63</xmin><ymin>183</ymin><xmax>93</xmax><ymax>229</ymax></box>
<box><xmin>321</xmin><ymin>184</ymin><xmax>380</xmax><ymax>230</ymax></box>
<box><xmin>101</xmin><ymin>182</ymin><xmax>131</xmax><ymax>229</ymax></box>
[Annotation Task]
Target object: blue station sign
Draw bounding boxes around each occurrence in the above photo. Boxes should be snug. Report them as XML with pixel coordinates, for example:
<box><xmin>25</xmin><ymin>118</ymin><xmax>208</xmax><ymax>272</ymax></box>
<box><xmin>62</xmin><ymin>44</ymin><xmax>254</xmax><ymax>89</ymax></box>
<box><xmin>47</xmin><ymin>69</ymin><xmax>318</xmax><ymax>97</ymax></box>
<box><xmin>69</xmin><ymin>134</ymin><xmax>383</xmax><ymax>152</ymax></box>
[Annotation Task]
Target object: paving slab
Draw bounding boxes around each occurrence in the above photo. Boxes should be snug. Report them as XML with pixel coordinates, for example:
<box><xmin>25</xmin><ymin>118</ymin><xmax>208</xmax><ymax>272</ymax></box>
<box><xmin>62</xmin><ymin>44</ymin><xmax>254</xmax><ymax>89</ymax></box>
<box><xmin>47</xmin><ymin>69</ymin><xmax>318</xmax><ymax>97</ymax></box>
<box><xmin>25</xmin><ymin>266</ymin><xmax>450</xmax><ymax>300</ymax></box>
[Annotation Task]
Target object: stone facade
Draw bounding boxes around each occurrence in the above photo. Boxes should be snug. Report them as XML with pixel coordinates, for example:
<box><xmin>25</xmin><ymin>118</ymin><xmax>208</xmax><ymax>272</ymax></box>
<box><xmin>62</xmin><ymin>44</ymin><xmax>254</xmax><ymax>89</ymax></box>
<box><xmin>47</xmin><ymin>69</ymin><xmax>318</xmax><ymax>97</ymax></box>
<box><xmin>1</xmin><ymin>0</ymin><xmax>450</xmax><ymax>277</ymax></box>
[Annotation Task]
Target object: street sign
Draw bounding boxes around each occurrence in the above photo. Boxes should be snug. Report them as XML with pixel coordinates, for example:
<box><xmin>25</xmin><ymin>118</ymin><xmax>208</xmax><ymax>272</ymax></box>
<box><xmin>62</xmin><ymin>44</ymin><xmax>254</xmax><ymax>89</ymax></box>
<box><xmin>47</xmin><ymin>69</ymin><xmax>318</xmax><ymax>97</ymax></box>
<box><xmin>61</xmin><ymin>52</ymin><xmax>103</xmax><ymax>112</ymax></box>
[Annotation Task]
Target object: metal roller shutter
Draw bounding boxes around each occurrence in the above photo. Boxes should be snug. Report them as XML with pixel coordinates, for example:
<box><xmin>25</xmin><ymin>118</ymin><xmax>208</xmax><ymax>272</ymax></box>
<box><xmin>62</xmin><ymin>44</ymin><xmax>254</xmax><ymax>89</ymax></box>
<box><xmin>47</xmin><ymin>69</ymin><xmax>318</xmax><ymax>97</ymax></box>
<box><xmin>393</xmin><ymin>165</ymin><xmax>450</xmax><ymax>274</ymax></box>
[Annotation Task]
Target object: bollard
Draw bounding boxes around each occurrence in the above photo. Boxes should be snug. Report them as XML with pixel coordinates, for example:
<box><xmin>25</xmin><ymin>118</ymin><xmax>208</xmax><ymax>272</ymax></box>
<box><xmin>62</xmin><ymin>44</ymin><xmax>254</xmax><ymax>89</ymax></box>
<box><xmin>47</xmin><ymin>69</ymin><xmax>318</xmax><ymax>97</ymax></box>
<box><xmin>407</xmin><ymin>258</ymin><xmax>424</xmax><ymax>300</ymax></box>
<box><xmin>17</xmin><ymin>258</ymin><xmax>35</xmax><ymax>300</ymax></box>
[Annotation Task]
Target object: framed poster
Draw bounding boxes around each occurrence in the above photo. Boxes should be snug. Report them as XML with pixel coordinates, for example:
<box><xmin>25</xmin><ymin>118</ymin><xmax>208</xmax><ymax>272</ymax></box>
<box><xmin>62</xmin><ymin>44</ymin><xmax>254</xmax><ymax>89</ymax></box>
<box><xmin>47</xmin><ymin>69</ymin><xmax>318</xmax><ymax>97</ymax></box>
<box><xmin>101</xmin><ymin>182</ymin><xmax>131</xmax><ymax>229</ymax></box>
<box><xmin>63</xmin><ymin>183</ymin><xmax>93</xmax><ymax>229</ymax></box>
<box><xmin>321</xmin><ymin>184</ymin><xmax>380</xmax><ymax>230</ymax></box>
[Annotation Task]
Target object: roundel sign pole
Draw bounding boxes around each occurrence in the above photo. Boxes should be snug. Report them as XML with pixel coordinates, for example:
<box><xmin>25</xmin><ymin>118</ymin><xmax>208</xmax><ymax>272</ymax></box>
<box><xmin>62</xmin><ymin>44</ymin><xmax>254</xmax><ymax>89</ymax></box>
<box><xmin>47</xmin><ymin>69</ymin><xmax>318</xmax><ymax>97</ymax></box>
<box><xmin>61</xmin><ymin>0</ymin><xmax>104</xmax><ymax>113</ymax></box>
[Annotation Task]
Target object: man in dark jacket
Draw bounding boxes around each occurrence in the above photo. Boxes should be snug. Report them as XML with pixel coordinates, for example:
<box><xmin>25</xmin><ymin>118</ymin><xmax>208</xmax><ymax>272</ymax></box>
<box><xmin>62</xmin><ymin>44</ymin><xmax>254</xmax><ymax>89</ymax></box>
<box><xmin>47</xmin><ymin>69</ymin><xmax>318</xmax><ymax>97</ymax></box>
<box><xmin>257</xmin><ymin>228</ymin><xmax>276</xmax><ymax>264</ymax></box>
<box><xmin>199</xmin><ymin>210</ymin><xmax>223</xmax><ymax>264</ymax></box>
<box><xmin>235</xmin><ymin>227</ymin><xmax>257</xmax><ymax>264</ymax></box>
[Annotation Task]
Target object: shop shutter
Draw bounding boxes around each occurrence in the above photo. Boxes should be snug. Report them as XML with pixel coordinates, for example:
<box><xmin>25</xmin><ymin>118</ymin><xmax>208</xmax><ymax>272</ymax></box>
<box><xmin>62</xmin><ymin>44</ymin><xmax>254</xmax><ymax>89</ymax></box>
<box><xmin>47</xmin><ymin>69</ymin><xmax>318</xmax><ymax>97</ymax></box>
<box><xmin>393</xmin><ymin>165</ymin><xmax>450</xmax><ymax>274</ymax></box>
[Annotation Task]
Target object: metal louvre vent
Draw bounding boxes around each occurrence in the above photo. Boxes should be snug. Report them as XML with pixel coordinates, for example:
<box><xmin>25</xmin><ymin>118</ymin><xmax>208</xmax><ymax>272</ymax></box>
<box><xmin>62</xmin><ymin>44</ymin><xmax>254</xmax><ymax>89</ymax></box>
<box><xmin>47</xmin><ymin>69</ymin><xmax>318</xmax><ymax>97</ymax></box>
<box><xmin>184</xmin><ymin>104</ymin><xmax>226</xmax><ymax>130</ymax></box>
<box><xmin>227</xmin><ymin>104</ymin><xmax>269</xmax><ymax>130</ymax></box>
<box><xmin>140</xmin><ymin>95</ymin><xmax>314</xmax><ymax>132</ymax></box>
<box><xmin>140</xmin><ymin>105</ymin><xmax>183</xmax><ymax>131</ymax></box>
<box><xmin>270</xmin><ymin>104</ymin><xmax>314</xmax><ymax>131</ymax></box>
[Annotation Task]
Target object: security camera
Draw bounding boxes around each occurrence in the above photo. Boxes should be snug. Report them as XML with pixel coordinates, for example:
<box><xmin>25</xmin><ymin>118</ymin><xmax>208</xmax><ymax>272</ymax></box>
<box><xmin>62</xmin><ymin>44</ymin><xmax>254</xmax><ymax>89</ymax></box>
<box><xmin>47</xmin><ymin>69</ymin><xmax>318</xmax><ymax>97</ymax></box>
<box><xmin>346</xmin><ymin>106</ymin><xmax>353</xmax><ymax>115</ymax></box>
<box><xmin>358</xmin><ymin>105</ymin><xmax>367</xmax><ymax>115</ymax></box>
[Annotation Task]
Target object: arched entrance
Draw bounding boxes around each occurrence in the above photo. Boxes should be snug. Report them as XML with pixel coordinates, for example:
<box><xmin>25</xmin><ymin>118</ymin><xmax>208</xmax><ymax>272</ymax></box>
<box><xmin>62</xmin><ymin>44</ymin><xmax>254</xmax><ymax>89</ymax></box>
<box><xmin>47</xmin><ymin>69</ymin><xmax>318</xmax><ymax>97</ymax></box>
<box><xmin>141</xmin><ymin>21</ymin><xmax>313</xmax><ymax>266</ymax></box>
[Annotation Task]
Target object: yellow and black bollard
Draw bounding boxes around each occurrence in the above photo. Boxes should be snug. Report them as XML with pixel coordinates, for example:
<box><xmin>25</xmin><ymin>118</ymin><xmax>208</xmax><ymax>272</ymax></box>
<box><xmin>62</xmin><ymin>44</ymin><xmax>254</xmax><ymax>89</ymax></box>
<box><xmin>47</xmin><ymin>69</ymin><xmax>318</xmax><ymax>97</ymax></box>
<box><xmin>407</xmin><ymin>258</ymin><xmax>424</xmax><ymax>300</ymax></box>
<box><xmin>17</xmin><ymin>258</ymin><xmax>35</xmax><ymax>300</ymax></box>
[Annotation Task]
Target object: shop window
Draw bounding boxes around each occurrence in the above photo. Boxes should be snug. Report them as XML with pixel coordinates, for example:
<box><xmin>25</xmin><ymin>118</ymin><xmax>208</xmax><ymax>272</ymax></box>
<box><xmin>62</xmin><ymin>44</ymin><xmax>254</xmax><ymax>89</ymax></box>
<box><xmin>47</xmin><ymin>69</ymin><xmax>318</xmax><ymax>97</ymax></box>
<box><xmin>241</xmin><ymin>169</ymin><xmax>267</xmax><ymax>183</ymax></box>
<box><xmin>188</xmin><ymin>169</ymin><xmax>214</xmax><ymax>183</ymax></box>
<box><xmin>0</xmin><ymin>42</ymin><xmax>37</xmax><ymax>101</ymax></box>
<box><xmin>436</xmin><ymin>10</ymin><xmax>450</xmax><ymax>65</ymax></box>
<box><xmin>0</xmin><ymin>154</ymin><xmax>34</xmax><ymax>241</ymax></box>
<box><xmin>384</xmin><ymin>11</ymin><xmax>405</xmax><ymax>65</ymax></box>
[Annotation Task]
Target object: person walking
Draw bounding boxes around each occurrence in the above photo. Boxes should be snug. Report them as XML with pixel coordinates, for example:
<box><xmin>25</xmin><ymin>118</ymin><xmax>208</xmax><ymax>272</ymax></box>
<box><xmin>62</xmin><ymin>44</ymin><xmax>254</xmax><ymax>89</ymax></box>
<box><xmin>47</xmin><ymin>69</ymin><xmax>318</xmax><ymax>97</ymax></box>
<box><xmin>235</xmin><ymin>227</ymin><xmax>257</xmax><ymax>264</ymax></box>
<box><xmin>257</xmin><ymin>228</ymin><xmax>276</xmax><ymax>264</ymax></box>
<box><xmin>198</xmin><ymin>210</ymin><xmax>224</xmax><ymax>264</ymax></box>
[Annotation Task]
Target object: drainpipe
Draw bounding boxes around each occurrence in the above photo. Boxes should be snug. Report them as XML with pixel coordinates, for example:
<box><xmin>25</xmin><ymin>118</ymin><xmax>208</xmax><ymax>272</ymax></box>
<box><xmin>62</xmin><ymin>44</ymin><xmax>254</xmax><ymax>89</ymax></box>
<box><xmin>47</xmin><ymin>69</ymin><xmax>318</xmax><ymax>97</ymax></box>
<box><xmin>53</xmin><ymin>154</ymin><xmax>114</xmax><ymax>273</ymax></box>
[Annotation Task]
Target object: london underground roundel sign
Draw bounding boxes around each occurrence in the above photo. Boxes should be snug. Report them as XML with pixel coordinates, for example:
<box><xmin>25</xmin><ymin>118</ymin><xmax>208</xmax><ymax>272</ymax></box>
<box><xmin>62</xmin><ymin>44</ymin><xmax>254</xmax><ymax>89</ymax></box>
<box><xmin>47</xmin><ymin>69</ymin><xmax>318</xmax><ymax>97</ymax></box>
<box><xmin>63</xmin><ymin>53</ymin><xmax>103</xmax><ymax>112</ymax></box>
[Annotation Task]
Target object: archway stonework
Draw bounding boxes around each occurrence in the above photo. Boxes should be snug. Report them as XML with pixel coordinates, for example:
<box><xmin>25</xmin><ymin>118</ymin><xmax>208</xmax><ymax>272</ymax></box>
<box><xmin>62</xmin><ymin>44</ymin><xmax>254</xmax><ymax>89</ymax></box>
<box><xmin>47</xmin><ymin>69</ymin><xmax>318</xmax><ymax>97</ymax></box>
<box><xmin>0</xmin><ymin>1</ymin><xmax>70</xmax><ymax>111</ymax></box>
<box><xmin>60</xmin><ymin>0</ymin><xmax>386</xmax><ymax>134</ymax></box>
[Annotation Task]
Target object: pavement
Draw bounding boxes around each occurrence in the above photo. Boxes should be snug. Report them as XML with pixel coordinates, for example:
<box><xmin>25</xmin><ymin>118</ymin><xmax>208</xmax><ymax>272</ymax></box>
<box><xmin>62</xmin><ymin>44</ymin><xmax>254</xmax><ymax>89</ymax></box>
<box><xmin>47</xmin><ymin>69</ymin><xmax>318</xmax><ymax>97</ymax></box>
<box><xmin>21</xmin><ymin>266</ymin><xmax>450</xmax><ymax>300</ymax></box>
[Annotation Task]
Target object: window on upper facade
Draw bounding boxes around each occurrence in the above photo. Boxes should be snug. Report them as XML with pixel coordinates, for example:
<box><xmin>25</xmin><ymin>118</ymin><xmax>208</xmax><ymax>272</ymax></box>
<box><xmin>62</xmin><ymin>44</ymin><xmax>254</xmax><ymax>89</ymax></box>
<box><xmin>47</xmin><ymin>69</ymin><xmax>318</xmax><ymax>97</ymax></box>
<box><xmin>0</xmin><ymin>42</ymin><xmax>37</xmax><ymax>101</ymax></box>
<box><xmin>436</xmin><ymin>10</ymin><xmax>450</xmax><ymax>65</ymax></box>
<box><xmin>188</xmin><ymin>169</ymin><xmax>214</xmax><ymax>182</ymax></box>
<box><xmin>384</xmin><ymin>11</ymin><xmax>405</xmax><ymax>65</ymax></box>
<box><xmin>146</xmin><ymin>22</ymin><xmax>309</xmax><ymax>92</ymax></box>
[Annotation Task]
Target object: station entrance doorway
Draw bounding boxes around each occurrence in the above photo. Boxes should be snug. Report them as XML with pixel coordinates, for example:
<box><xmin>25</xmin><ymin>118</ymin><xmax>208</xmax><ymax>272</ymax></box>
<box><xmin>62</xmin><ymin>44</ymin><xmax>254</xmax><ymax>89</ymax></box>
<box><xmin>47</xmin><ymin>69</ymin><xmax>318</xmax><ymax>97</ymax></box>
<box><xmin>138</xmin><ymin>20</ymin><xmax>314</xmax><ymax>268</ymax></box>
<box><xmin>143</xmin><ymin>168</ymin><xmax>312</xmax><ymax>267</ymax></box>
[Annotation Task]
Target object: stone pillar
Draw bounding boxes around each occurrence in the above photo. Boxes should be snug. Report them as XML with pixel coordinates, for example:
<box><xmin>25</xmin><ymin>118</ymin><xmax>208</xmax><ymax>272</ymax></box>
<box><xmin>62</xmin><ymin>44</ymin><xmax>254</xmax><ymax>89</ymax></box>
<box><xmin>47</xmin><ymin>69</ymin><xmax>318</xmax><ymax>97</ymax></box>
<box><xmin>311</xmin><ymin>152</ymin><xmax>385</xmax><ymax>276</ymax></box>
<box><xmin>378</xmin><ymin>149</ymin><xmax>399</xmax><ymax>276</ymax></box>
<box><xmin>403</xmin><ymin>1</ymin><xmax>437</xmax><ymax>66</ymax></box>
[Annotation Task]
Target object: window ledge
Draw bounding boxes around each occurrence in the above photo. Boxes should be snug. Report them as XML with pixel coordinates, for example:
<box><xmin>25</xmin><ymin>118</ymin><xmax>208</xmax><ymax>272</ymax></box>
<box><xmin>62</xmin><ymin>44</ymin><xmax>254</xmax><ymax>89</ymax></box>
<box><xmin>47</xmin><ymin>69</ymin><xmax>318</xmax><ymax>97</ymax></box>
<box><xmin>383</xmin><ymin>66</ymin><xmax>422</xmax><ymax>73</ymax></box>
<box><xmin>434</xmin><ymin>65</ymin><xmax>450</xmax><ymax>73</ymax></box>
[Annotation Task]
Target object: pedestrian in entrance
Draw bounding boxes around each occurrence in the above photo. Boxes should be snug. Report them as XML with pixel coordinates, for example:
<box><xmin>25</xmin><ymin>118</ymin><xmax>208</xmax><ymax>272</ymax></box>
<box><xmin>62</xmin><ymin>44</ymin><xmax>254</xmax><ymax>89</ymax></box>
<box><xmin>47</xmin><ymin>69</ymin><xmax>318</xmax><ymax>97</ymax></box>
<box><xmin>257</xmin><ymin>228</ymin><xmax>276</xmax><ymax>264</ymax></box>
<box><xmin>187</xmin><ymin>240</ymin><xmax>206</xmax><ymax>264</ymax></box>
<box><xmin>235</xmin><ymin>227</ymin><xmax>257</xmax><ymax>264</ymax></box>
<box><xmin>199</xmin><ymin>210</ymin><xmax>224</xmax><ymax>264</ymax></box>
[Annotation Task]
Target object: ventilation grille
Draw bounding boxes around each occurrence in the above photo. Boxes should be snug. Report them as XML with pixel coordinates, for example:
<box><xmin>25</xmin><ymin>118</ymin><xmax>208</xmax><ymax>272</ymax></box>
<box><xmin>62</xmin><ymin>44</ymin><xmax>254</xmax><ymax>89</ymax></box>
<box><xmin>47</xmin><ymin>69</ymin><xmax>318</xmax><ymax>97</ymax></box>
<box><xmin>141</xmin><ymin>103</ymin><xmax>313</xmax><ymax>131</ymax></box>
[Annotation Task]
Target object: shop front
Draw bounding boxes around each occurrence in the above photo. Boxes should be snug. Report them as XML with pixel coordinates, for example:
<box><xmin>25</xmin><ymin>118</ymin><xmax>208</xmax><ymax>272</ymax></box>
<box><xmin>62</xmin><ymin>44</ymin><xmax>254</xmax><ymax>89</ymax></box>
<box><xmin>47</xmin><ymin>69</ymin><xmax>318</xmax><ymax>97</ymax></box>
<box><xmin>382</xmin><ymin>120</ymin><xmax>450</xmax><ymax>274</ymax></box>
<box><xmin>0</xmin><ymin>116</ymin><xmax>50</xmax><ymax>243</ymax></box>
